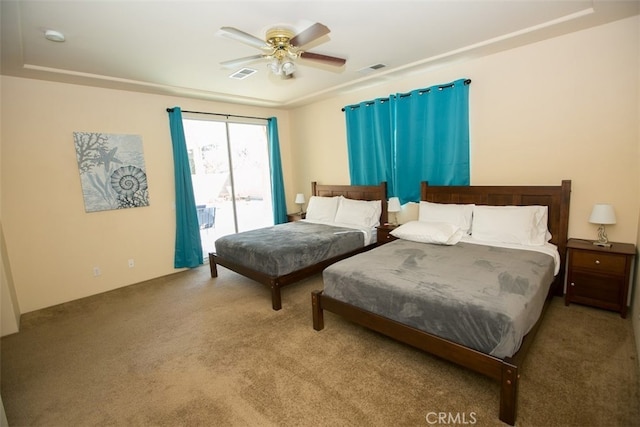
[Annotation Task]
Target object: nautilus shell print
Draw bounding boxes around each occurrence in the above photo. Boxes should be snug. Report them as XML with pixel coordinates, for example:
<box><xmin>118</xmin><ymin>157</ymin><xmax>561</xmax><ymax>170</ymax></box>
<box><xmin>110</xmin><ymin>165</ymin><xmax>148</xmax><ymax>196</ymax></box>
<box><xmin>74</xmin><ymin>132</ymin><xmax>149</xmax><ymax>212</ymax></box>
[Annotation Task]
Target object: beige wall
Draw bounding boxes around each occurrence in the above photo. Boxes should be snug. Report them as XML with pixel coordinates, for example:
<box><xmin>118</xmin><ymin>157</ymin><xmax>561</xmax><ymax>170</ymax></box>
<box><xmin>291</xmin><ymin>16</ymin><xmax>639</xmax><ymax>245</ymax></box>
<box><xmin>1</xmin><ymin>16</ymin><xmax>638</xmax><ymax>325</ymax></box>
<box><xmin>635</xmin><ymin>13</ymin><xmax>640</xmax><ymax>368</ymax></box>
<box><xmin>1</xmin><ymin>79</ymin><xmax>291</xmax><ymax>314</ymax></box>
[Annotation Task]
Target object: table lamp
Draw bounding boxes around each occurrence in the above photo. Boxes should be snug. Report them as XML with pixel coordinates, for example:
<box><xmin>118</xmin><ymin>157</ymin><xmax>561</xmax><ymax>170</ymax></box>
<box><xmin>589</xmin><ymin>203</ymin><xmax>616</xmax><ymax>247</ymax></box>
<box><xmin>388</xmin><ymin>197</ymin><xmax>401</xmax><ymax>225</ymax></box>
<box><xmin>295</xmin><ymin>193</ymin><xmax>305</xmax><ymax>214</ymax></box>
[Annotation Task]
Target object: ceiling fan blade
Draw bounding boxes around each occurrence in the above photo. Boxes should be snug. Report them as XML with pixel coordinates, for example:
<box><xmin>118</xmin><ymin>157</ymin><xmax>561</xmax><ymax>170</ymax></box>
<box><xmin>299</xmin><ymin>51</ymin><xmax>346</xmax><ymax>66</ymax></box>
<box><xmin>290</xmin><ymin>22</ymin><xmax>330</xmax><ymax>47</ymax></box>
<box><xmin>220</xmin><ymin>54</ymin><xmax>265</xmax><ymax>69</ymax></box>
<box><xmin>219</xmin><ymin>27</ymin><xmax>269</xmax><ymax>49</ymax></box>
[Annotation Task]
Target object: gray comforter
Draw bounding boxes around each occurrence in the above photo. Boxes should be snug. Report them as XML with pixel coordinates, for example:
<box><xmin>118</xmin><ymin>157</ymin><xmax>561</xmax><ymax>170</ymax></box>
<box><xmin>322</xmin><ymin>239</ymin><xmax>555</xmax><ymax>358</ymax></box>
<box><xmin>214</xmin><ymin>221</ymin><xmax>366</xmax><ymax>277</ymax></box>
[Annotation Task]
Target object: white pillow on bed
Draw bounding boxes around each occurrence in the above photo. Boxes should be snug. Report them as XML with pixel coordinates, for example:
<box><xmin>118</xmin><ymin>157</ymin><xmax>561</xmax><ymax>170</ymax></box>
<box><xmin>390</xmin><ymin>220</ymin><xmax>464</xmax><ymax>245</ymax></box>
<box><xmin>334</xmin><ymin>196</ymin><xmax>382</xmax><ymax>228</ymax></box>
<box><xmin>305</xmin><ymin>196</ymin><xmax>340</xmax><ymax>222</ymax></box>
<box><xmin>418</xmin><ymin>201</ymin><xmax>474</xmax><ymax>234</ymax></box>
<box><xmin>471</xmin><ymin>205</ymin><xmax>550</xmax><ymax>246</ymax></box>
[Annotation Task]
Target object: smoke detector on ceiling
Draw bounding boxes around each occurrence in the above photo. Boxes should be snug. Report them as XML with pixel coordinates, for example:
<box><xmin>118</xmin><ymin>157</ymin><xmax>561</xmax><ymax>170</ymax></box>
<box><xmin>44</xmin><ymin>30</ymin><xmax>65</xmax><ymax>42</ymax></box>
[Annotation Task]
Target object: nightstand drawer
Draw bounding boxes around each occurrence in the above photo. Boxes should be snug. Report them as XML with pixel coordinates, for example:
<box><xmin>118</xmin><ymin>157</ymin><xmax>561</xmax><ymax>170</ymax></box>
<box><xmin>376</xmin><ymin>225</ymin><xmax>399</xmax><ymax>245</ymax></box>
<box><xmin>571</xmin><ymin>250</ymin><xmax>626</xmax><ymax>275</ymax></box>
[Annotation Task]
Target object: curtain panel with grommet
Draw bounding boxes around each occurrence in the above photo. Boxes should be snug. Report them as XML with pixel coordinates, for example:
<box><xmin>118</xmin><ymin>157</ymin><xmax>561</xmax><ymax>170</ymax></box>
<box><xmin>167</xmin><ymin>106</ymin><xmax>203</xmax><ymax>268</ymax></box>
<box><xmin>344</xmin><ymin>78</ymin><xmax>471</xmax><ymax>204</ymax></box>
<box><xmin>268</xmin><ymin>117</ymin><xmax>287</xmax><ymax>225</ymax></box>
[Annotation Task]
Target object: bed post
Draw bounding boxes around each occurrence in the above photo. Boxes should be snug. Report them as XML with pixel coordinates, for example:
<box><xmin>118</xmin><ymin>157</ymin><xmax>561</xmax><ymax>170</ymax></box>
<box><xmin>311</xmin><ymin>290</ymin><xmax>324</xmax><ymax>330</ymax></box>
<box><xmin>270</xmin><ymin>281</ymin><xmax>282</xmax><ymax>311</ymax></box>
<box><xmin>553</xmin><ymin>179</ymin><xmax>572</xmax><ymax>296</ymax></box>
<box><xmin>209</xmin><ymin>253</ymin><xmax>218</xmax><ymax>278</ymax></box>
<box><xmin>499</xmin><ymin>360</ymin><xmax>519</xmax><ymax>426</ymax></box>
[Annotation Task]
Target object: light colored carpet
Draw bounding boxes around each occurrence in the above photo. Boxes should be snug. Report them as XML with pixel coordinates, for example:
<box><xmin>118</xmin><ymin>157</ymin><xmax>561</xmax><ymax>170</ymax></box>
<box><xmin>2</xmin><ymin>265</ymin><xmax>639</xmax><ymax>426</ymax></box>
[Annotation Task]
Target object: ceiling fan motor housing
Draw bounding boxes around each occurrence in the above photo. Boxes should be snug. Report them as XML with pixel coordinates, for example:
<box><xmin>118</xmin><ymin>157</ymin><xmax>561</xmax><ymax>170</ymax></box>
<box><xmin>266</xmin><ymin>28</ymin><xmax>296</xmax><ymax>60</ymax></box>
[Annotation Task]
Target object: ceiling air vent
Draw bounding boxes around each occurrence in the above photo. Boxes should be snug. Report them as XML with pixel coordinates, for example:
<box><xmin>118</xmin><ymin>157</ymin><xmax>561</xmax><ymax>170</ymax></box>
<box><xmin>358</xmin><ymin>63</ymin><xmax>387</xmax><ymax>75</ymax></box>
<box><xmin>229</xmin><ymin>68</ymin><xmax>257</xmax><ymax>80</ymax></box>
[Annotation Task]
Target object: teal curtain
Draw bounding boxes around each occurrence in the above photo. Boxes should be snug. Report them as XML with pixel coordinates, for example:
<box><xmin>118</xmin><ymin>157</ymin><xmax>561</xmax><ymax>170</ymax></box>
<box><xmin>344</xmin><ymin>79</ymin><xmax>470</xmax><ymax>204</ymax></box>
<box><xmin>344</xmin><ymin>98</ymin><xmax>393</xmax><ymax>193</ymax></box>
<box><xmin>167</xmin><ymin>107</ymin><xmax>203</xmax><ymax>268</ymax></box>
<box><xmin>395</xmin><ymin>79</ymin><xmax>470</xmax><ymax>202</ymax></box>
<box><xmin>268</xmin><ymin>117</ymin><xmax>287</xmax><ymax>224</ymax></box>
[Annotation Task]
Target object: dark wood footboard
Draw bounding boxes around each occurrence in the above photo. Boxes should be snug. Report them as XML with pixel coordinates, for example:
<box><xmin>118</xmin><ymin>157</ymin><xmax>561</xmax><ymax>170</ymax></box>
<box><xmin>312</xmin><ymin>289</ymin><xmax>554</xmax><ymax>425</ymax></box>
<box><xmin>212</xmin><ymin>244</ymin><xmax>375</xmax><ymax>310</ymax></box>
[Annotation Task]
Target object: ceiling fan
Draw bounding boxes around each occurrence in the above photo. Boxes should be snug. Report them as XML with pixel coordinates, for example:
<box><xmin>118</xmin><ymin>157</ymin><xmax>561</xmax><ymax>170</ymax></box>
<box><xmin>219</xmin><ymin>23</ymin><xmax>346</xmax><ymax>79</ymax></box>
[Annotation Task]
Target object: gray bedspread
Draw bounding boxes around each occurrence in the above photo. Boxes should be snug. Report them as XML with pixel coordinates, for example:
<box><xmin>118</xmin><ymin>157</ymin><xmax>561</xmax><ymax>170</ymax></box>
<box><xmin>214</xmin><ymin>221</ymin><xmax>366</xmax><ymax>277</ymax></box>
<box><xmin>322</xmin><ymin>240</ymin><xmax>555</xmax><ymax>358</ymax></box>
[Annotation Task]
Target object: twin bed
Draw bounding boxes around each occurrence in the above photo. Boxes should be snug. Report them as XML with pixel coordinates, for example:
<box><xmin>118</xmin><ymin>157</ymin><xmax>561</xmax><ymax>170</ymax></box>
<box><xmin>210</xmin><ymin>179</ymin><xmax>571</xmax><ymax>425</ymax></box>
<box><xmin>209</xmin><ymin>182</ymin><xmax>388</xmax><ymax>310</ymax></box>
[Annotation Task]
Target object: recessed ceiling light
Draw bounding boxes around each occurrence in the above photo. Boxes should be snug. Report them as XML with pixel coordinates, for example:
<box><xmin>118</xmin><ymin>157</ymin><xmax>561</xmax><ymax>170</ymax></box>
<box><xmin>44</xmin><ymin>30</ymin><xmax>65</xmax><ymax>42</ymax></box>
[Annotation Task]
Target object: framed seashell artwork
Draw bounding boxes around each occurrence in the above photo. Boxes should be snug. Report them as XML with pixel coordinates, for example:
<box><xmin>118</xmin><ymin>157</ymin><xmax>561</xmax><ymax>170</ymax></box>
<box><xmin>73</xmin><ymin>132</ymin><xmax>150</xmax><ymax>212</ymax></box>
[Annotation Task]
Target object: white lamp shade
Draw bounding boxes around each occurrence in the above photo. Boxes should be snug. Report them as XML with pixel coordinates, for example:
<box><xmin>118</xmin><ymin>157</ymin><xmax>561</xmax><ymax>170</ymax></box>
<box><xmin>388</xmin><ymin>197</ymin><xmax>401</xmax><ymax>213</ymax></box>
<box><xmin>589</xmin><ymin>204</ymin><xmax>616</xmax><ymax>225</ymax></box>
<box><xmin>294</xmin><ymin>193</ymin><xmax>305</xmax><ymax>204</ymax></box>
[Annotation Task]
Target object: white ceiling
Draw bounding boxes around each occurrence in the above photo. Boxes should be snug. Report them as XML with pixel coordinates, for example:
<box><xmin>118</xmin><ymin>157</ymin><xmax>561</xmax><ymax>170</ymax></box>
<box><xmin>2</xmin><ymin>1</ymin><xmax>638</xmax><ymax>109</ymax></box>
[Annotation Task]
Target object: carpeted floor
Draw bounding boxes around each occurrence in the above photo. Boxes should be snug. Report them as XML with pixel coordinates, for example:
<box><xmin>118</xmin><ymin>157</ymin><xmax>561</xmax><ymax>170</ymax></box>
<box><xmin>1</xmin><ymin>265</ymin><xmax>639</xmax><ymax>426</ymax></box>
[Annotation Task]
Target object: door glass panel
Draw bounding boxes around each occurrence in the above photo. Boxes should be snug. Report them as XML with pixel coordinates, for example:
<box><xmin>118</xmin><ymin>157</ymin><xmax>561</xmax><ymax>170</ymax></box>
<box><xmin>183</xmin><ymin>118</ymin><xmax>273</xmax><ymax>259</ymax></box>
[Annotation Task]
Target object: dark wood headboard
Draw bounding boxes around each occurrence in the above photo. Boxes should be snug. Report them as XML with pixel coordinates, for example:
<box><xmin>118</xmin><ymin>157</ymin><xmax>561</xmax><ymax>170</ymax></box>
<box><xmin>311</xmin><ymin>182</ymin><xmax>388</xmax><ymax>225</ymax></box>
<box><xmin>421</xmin><ymin>180</ymin><xmax>572</xmax><ymax>295</ymax></box>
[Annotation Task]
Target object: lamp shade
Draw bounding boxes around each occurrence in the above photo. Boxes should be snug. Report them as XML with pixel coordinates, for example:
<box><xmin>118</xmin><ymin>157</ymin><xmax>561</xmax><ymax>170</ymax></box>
<box><xmin>294</xmin><ymin>193</ymin><xmax>305</xmax><ymax>204</ymax></box>
<box><xmin>589</xmin><ymin>204</ymin><xmax>616</xmax><ymax>225</ymax></box>
<box><xmin>388</xmin><ymin>197</ymin><xmax>401</xmax><ymax>213</ymax></box>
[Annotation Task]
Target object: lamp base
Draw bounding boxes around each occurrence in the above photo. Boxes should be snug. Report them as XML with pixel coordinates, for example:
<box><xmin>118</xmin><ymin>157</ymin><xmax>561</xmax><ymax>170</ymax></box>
<box><xmin>593</xmin><ymin>241</ymin><xmax>612</xmax><ymax>248</ymax></box>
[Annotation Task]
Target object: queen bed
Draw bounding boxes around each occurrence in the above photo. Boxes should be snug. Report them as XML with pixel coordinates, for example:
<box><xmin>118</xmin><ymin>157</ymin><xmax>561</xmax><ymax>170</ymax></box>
<box><xmin>312</xmin><ymin>180</ymin><xmax>571</xmax><ymax>425</ymax></box>
<box><xmin>210</xmin><ymin>182</ymin><xmax>387</xmax><ymax>310</ymax></box>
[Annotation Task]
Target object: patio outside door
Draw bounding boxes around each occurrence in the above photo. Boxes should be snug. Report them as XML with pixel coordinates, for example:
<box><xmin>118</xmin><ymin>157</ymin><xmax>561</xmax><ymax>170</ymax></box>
<box><xmin>182</xmin><ymin>117</ymin><xmax>274</xmax><ymax>258</ymax></box>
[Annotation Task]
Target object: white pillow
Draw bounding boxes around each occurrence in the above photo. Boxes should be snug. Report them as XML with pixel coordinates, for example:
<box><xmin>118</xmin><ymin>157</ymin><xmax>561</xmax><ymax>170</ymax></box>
<box><xmin>533</xmin><ymin>205</ymin><xmax>553</xmax><ymax>242</ymax></box>
<box><xmin>418</xmin><ymin>201</ymin><xmax>474</xmax><ymax>234</ymax></box>
<box><xmin>305</xmin><ymin>196</ymin><xmax>340</xmax><ymax>222</ymax></box>
<box><xmin>471</xmin><ymin>205</ymin><xmax>549</xmax><ymax>246</ymax></box>
<box><xmin>334</xmin><ymin>196</ymin><xmax>382</xmax><ymax>228</ymax></box>
<box><xmin>390</xmin><ymin>220</ymin><xmax>464</xmax><ymax>245</ymax></box>
<box><xmin>395</xmin><ymin>202</ymin><xmax>419</xmax><ymax>225</ymax></box>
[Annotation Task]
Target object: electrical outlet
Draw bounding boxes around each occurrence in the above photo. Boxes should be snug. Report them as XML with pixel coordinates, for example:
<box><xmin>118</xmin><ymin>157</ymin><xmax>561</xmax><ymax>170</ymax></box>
<box><xmin>128</xmin><ymin>259</ymin><xmax>135</xmax><ymax>268</ymax></box>
<box><xmin>93</xmin><ymin>267</ymin><xmax>101</xmax><ymax>277</ymax></box>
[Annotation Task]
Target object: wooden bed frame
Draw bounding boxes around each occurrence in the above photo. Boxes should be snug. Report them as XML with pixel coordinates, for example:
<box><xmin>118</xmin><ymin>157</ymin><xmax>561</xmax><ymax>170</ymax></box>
<box><xmin>209</xmin><ymin>181</ymin><xmax>388</xmax><ymax>310</ymax></box>
<box><xmin>312</xmin><ymin>180</ymin><xmax>571</xmax><ymax>425</ymax></box>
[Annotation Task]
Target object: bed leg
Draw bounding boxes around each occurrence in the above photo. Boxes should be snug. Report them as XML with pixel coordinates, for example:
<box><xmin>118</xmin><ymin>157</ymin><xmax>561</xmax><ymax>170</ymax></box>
<box><xmin>270</xmin><ymin>283</ymin><xmax>282</xmax><ymax>311</ymax></box>
<box><xmin>499</xmin><ymin>361</ymin><xmax>519</xmax><ymax>426</ymax></box>
<box><xmin>312</xmin><ymin>290</ymin><xmax>324</xmax><ymax>331</ymax></box>
<box><xmin>209</xmin><ymin>253</ymin><xmax>218</xmax><ymax>278</ymax></box>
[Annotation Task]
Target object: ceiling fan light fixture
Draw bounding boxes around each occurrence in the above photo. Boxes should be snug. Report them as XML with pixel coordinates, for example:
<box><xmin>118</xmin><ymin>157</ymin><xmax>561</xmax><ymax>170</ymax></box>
<box><xmin>281</xmin><ymin>61</ymin><xmax>296</xmax><ymax>76</ymax></box>
<box><xmin>268</xmin><ymin>60</ymin><xmax>281</xmax><ymax>75</ymax></box>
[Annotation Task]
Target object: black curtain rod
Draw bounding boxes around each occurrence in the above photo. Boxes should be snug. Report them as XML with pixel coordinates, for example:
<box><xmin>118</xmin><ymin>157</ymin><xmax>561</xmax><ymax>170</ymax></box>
<box><xmin>166</xmin><ymin>108</ymin><xmax>268</xmax><ymax>122</ymax></box>
<box><xmin>341</xmin><ymin>79</ymin><xmax>472</xmax><ymax>111</ymax></box>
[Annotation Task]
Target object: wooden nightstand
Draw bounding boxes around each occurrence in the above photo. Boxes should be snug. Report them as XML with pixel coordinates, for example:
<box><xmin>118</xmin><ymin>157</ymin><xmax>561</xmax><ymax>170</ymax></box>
<box><xmin>565</xmin><ymin>238</ymin><xmax>636</xmax><ymax>318</ymax></box>
<box><xmin>287</xmin><ymin>212</ymin><xmax>306</xmax><ymax>222</ymax></box>
<box><xmin>376</xmin><ymin>224</ymin><xmax>399</xmax><ymax>246</ymax></box>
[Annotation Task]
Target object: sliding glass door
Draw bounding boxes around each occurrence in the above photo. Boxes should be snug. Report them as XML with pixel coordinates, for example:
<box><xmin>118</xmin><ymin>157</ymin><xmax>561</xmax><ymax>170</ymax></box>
<box><xmin>182</xmin><ymin>117</ymin><xmax>273</xmax><ymax>257</ymax></box>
